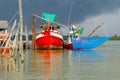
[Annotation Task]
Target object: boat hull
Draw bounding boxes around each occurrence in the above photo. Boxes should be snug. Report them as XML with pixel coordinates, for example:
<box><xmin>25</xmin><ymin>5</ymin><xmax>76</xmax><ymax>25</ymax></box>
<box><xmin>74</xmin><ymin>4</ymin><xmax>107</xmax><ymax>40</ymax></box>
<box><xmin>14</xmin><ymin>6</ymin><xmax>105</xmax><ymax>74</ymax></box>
<box><xmin>36</xmin><ymin>31</ymin><xmax>64</xmax><ymax>49</ymax></box>
<box><xmin>66</xmin><ymin>36</ymin><xmax>112</xmax><ymax>50</ymax></box>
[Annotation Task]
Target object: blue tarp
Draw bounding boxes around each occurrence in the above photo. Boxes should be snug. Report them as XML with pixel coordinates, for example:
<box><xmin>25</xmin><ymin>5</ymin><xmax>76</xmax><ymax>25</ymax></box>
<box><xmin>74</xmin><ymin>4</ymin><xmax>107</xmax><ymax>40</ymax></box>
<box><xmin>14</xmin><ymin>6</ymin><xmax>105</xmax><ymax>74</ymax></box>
<box><xmin>72</xmin><ymin>36</ymin><xmax>112</xmax><ymax>50</ymax></box>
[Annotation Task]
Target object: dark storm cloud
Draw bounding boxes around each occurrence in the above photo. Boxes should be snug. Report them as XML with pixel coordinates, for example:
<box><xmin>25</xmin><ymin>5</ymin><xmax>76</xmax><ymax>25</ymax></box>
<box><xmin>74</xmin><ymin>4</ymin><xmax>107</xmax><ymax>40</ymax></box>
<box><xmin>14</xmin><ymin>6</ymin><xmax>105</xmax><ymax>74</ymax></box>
<box><xmin>0</xmin><ymin>0</ymin><xmax>120</xmax><ymax>27</ymax></box>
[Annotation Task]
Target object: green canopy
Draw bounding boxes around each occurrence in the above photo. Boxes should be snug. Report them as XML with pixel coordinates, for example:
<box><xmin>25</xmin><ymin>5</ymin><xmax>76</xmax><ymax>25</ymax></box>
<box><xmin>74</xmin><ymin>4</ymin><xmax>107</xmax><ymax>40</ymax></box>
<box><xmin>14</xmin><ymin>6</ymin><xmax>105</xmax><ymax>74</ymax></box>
<box><xmin>43</xmin><ymin>13</ymin><xmax>57</xmax><ymax>24</ymax></box>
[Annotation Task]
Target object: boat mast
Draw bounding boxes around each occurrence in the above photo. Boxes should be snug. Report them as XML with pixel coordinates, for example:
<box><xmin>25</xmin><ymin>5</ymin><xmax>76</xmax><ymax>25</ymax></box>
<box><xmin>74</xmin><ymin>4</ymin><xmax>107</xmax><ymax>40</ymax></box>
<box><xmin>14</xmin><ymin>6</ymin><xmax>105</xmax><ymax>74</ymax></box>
<box><xmin>68</xmin><ymin>2</ymin><xmax>73</xmax><ymax>27</ymax></box>
<box><xmin>32</xmin><ymin>14</ymin><xmax>36</xmax><ymax>49</ymax></box>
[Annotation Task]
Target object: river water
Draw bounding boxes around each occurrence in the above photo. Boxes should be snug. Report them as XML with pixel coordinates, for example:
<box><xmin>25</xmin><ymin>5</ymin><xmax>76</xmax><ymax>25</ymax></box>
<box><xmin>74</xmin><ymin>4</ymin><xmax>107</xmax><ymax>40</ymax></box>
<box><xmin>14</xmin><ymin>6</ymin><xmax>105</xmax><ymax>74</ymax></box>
<box><xmin>0</xmin><ymin>41</ymin><xmax>120</xmax><ymax>80</ymax></box>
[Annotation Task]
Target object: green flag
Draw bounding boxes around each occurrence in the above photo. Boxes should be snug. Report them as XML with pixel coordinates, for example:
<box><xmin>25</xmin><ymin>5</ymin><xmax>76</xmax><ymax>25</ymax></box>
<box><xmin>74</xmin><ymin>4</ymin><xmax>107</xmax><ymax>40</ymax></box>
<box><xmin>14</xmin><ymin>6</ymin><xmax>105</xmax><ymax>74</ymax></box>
<box><xmin>70</xmin><ymin>27</ymin><xmax>84</xmax><ymax>36</ymax></box>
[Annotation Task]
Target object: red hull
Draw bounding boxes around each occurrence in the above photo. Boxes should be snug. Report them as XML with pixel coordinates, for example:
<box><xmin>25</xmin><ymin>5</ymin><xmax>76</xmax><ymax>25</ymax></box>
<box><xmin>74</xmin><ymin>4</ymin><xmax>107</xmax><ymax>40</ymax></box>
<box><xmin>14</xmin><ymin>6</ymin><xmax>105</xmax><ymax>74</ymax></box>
<box><xmin>64</xmin><ymin>43</ymin><xmax>83</xmax><ymax>50</ymax></box>
<box><xmin>36</xmin><ymin>31</ymin><xmax>63</xmax><ymax>49</ymax></box>
<box><xmin>64</xmin><ymin>43</ymin><xmax>73</xmax><ymax>50</ymax></box>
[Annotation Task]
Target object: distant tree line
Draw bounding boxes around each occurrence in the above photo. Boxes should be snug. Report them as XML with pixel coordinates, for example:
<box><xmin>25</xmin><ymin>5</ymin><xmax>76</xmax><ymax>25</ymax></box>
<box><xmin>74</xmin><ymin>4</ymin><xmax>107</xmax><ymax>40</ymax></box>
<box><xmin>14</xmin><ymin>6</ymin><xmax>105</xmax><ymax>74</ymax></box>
<box><xmin>110</xmin><ymin>36</ymin><xmax>120</xmax><ymax>40</ymax></box>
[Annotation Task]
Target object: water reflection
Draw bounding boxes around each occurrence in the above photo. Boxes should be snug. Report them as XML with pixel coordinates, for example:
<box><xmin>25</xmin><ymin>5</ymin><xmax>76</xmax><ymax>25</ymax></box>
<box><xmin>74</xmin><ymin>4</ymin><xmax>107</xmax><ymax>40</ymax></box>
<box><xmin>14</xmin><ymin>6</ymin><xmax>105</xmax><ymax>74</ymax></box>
<box><xmin>28</xmin><ymin>49</ymin><xmax>107</xmax><ymax>80</ymax></box>
<box><xmin>63</xmin><ymin>50</ymin><xmax>108</xmax><ymax>79</ymax></box>
<box><xmin>72</xmin><ymin>50</ymin><xmax>106</xmax><ymax>63</ymax></box>
<box><xmin>0</xmin><ymin>50</ymin><xmax>29</xmax><ymax>80</ymax></box>
<box><xmin>30</xmin><ymin>50</ymin><xmax>64</xmax><ymax>79</ymax></box>
<box><xmin>1</xmin><ymin>41</ymin><xmax>120</xmax><ymax>80</ymax></box>
<box><xmin>0</xmin><ymin>49</ymin><xmax>112</xmax><ymax>80</ymax></box>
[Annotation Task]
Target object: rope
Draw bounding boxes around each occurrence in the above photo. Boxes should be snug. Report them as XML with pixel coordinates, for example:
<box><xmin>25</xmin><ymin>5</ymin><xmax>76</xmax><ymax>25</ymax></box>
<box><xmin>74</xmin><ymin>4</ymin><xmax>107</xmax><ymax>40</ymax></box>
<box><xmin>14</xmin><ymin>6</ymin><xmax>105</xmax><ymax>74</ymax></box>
<box><xmin>8</xmin><ymin>10</ymin><xmax>19</xmax><ymax>25</ymax></box>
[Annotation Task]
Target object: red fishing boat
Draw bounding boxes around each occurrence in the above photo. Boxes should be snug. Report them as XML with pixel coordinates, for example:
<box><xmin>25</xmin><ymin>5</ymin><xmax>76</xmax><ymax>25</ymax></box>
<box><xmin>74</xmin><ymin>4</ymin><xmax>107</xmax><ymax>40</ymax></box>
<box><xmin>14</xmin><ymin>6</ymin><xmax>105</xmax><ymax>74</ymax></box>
<box><xmin>35</xmin><ymin>13</ymin><xmax>64</xmax><ymax>49</ymax></box>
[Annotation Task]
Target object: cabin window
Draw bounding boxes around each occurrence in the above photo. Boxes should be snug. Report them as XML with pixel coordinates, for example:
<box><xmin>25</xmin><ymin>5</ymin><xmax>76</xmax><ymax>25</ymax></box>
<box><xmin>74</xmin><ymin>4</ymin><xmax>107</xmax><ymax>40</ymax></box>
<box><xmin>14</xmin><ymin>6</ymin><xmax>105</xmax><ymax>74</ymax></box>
<box><xmin>52</xmin><ymin>27</ymin><xmax>54</xmax><ymax>30</ymax></box>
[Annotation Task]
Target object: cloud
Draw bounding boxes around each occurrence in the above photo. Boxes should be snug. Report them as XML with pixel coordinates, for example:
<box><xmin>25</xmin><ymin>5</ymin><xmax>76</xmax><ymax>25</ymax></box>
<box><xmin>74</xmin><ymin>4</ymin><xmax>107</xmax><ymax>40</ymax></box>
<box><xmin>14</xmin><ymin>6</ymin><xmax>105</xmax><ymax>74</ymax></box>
<box><xmin>78</xmin><ymin>9</ymin><xmax>120</xmax><ymax>36</ymax></box>
<box><xmin>0</xmin><ymin>0</ymin><xmax>120</xmax><ymax>35</ymax></box>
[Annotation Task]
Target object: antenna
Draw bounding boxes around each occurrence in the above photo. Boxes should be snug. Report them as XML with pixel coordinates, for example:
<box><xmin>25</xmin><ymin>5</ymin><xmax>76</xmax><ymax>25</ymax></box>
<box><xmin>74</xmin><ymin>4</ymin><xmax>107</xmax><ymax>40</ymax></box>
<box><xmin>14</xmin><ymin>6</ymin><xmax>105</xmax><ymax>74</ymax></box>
<box><xmin>68</xmin><ymin>2</ymin><xmax>73</xmax><ymax>27</ymax></box>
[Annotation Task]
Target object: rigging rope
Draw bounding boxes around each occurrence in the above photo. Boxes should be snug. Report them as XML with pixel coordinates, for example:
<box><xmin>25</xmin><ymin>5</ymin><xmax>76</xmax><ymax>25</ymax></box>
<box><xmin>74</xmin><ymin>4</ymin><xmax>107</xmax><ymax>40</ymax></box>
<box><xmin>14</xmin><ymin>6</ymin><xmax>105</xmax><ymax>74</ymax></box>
<box><xmin>8</xmin><ymin>10</ymin><xmax>19</xmax><ymax>25</ymax></box>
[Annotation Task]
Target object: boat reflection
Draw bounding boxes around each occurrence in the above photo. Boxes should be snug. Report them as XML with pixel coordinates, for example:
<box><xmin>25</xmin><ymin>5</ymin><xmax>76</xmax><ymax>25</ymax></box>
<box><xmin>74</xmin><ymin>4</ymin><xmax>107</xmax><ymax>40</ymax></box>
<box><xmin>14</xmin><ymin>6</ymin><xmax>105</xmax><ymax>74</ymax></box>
<box><xmin>32</xmin><ymin>50</ymin><xmax>64</xmax><ymax>79</ymax></box>
<box><xmin>71</xmin><ymin>50</ymin><xmax>106</xmax><ymax>63</ymax></box>
<box><xmin>31</xmin><ymin>49</ymin><xmax>106</xmax><ymax>79</ymax></box>
<box><xmin>0</xmin><ymin>49</ymin><xmax>107</xmax><ymax>80</ymax></box>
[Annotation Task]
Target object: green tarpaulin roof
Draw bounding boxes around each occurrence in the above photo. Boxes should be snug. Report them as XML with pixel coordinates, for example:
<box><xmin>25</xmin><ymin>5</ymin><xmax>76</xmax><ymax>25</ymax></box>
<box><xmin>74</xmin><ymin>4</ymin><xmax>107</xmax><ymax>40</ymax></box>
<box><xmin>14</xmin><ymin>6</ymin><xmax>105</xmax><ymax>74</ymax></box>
<box><xmin>43</xmin><ymin>13</ymin><xmax>57</xmax><ymax>24</ymax></box>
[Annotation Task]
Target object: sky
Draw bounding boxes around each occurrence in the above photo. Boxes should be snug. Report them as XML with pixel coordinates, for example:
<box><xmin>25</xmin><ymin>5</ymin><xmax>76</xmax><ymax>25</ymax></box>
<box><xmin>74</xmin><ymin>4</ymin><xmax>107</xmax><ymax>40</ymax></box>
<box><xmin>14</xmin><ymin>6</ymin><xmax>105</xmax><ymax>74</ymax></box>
<box><xmin>0</xmin><ymin>0</ymin><xmax>120</xmax><ymax>36</ymax></box>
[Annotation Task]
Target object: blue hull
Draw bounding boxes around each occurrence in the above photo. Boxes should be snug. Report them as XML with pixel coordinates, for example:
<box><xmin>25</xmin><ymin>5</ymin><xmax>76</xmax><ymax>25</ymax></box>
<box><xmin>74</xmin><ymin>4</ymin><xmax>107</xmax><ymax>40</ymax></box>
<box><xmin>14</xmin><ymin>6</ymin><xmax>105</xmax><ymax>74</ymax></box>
<box><xmin>72</xmin><ymin>36</ymin><xmax>112</xmax><ymax>50</ymax></box>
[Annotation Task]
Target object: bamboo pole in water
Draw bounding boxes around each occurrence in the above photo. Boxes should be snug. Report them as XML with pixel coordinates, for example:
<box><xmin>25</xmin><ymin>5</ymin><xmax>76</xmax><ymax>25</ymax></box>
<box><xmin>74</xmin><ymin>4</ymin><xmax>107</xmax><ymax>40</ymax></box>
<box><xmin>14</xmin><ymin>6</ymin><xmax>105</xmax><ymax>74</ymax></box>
<box><xmin>25</xmin><ymin>24</ymin><xmax>30</xmax><ymax>49</ymax></box>
<box><xmin>11</xmin><ymin>23</ymin><xmax>20</xmax><ymax>56</ymax></box>
<box><xmin>18</xmin><ymin>0</ymin><xmax>24</xmax><ymax>62</ymax></box>
<box><xmin>32</xmin><ymin>14</ymin><xmax>36</xmax><ymax>49</ymax></box>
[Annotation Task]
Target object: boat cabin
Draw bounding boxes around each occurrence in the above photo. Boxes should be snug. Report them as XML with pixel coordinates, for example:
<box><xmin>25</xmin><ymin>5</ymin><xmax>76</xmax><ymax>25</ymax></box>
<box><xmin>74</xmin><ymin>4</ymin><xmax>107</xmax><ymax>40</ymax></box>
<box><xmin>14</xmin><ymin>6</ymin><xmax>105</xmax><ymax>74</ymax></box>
<box><xmin>40</xmin><ymin>23</ymin><xmax>60</xmax><ymax>31</ymax></box>
<box><xmin>40</xmin><ymin>13</ymin><xmax>60</xmax><ymax>32</ymax></box>
<box><xmin>0</xmin><ymin>20</ymin><xmax>8</xmax><ymax>45</ymax></box>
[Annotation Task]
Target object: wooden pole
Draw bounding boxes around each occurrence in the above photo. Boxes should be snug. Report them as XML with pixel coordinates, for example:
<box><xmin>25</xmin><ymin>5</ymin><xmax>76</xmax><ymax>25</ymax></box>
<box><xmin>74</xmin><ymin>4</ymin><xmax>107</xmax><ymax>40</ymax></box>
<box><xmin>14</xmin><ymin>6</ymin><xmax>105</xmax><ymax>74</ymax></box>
<box><xmin>18</xmin><ymin>0</ymin><xmax>24</xmax><ymax>62</ymax></box>
<box><xmin>32</xmin><ymin>14</ymin><xmax>36</xmax><ymax>49</ymax></box>
<box><xmin>87</xmin><ymin>23</ymin><xmax>104</xmax><ymax>37</ymax></box>
<box><xmin>11</xmin><ymin>23</ymin><xmax>20</xmax><ymax>56</ymax></box>
<box><xmin>78</xmin><ymin>25</ymin><xmax>81</xmax><ymax>38</ymax></box>
<box><xmin>25</xmin><ymin>24</ymin><xmax>30</xmax><ymax>49</ymax></box>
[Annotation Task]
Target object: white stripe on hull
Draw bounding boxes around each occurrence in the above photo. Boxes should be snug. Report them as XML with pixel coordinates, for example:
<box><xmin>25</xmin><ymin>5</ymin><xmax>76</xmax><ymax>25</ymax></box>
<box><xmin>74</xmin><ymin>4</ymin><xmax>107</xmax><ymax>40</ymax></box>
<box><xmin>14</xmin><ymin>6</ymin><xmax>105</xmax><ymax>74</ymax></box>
<box><xmin>36</xmin><ymin>31</ymin><xmax>63</xmax><ymax>40</ymax></box>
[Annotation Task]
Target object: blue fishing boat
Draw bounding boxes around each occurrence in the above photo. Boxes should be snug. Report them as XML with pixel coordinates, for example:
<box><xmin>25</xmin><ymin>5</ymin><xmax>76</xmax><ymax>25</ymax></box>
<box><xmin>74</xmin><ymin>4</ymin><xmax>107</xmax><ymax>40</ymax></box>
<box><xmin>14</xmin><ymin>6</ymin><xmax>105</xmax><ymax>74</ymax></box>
<box><xmin>71</xmin><ymin>36</ymin><xmax>112</xmax><ymax>50</ymax></box>
<box><xmin>65</xmin><ymin>23</ymin><xmax>112</xmax><ymax>50</ymax></box>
